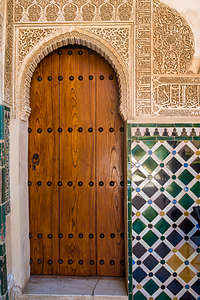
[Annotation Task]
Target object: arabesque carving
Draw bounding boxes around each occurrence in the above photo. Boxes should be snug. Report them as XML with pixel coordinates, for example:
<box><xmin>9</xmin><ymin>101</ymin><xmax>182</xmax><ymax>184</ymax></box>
<box><xmin>153</xmin><ymin>76</ymin><xmax>200</xmax><ymax>115</ymax></box>
<box><xmin>153</xmin><ymin>0</ymin><xmax>195</xmax><ymax>74</ymax></box>
<box><xmin>16</xmin><ymin>29</ymin><xmax>130</xmax><ymax>121</ymax></box>
<box><xmin>14</xmin><ymin>0</ymin><xmax>134</xmax><ymax>23</ymax></box>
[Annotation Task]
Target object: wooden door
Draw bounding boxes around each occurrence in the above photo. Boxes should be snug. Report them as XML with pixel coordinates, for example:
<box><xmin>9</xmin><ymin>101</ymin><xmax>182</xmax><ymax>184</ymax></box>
<box><xmin>29</xmin><ymin>46</ymin><xmax>124</xmax><ymax>277</ymax></box>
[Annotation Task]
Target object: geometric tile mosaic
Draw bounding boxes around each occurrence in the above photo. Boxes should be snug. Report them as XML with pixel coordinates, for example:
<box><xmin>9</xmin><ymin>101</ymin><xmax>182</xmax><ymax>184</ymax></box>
<box><xmin>128</xmin><ymin>124</ymin><xmax>200</xmax><ymax>300</ymax></box>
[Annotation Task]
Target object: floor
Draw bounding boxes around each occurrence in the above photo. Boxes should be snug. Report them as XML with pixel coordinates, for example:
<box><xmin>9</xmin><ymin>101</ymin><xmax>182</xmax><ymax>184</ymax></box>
<box><xmin>19</xmin><ymin>276</ymin><xmax>128</xmax><ymax>300</ymax></box>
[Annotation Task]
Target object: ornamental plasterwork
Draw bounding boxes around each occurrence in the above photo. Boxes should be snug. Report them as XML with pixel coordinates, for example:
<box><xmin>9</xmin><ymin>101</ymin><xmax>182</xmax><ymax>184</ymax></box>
<box><xmin>14</xmin><ymin>0</ymin><xmax>135</xmax><ymax>23</ymax></box>
<box><xmin>153</xmin><ymin>0</ymin><xmax>195</xmax><ymax>75</ymax></box>
<box><xmin>15</xmin><ymin>28</ymin><xmax>131</xmax><ymax>121</ymax></box>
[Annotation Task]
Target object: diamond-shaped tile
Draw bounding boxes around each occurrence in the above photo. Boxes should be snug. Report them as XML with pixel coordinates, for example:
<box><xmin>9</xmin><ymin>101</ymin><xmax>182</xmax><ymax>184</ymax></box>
<box><xmin>191</xmin><ymin>279</ymin><xmax>200</xmax><ymax>294</ymax></box>
<box><xmin>178</xmin><ymin>145</ymin><xmax>194</xmax><ymax>161</ymax></box>
<box><xmin>133</xmin><ymin>169</ymin><xmax>146</xmax><ymax>186</ymax></box>
<box><xmin>178</xmin><ymin>169</ymin><xmax>194</xmax><ymax>185</ymax></box>
<box><xmin>167</xmin><ymin>230</ymin><xmax>183</xmax><ymax>246</ymax></box>
<box><xmin>154</xmin><ymin>169</ymin><xmax>170</xmax><ymax>186</ymax></box>
<box><xmin>154</xmin><ymin>145</ymin><xmax>170</xmax><ymax>161</ymax></box>
<box><xmin>133</xmin><ymin>195</ymin><xmax>146</xmax><ymax>210</ymax></box>
<box><xmin>191</xmin><ymin>157</ymin><xmax>200</xmax><ymax>173</ymax></box>
<box><xmin>132</xmin><ymin>267</ymin><xmax>147</xmax><ymax>283</ymax></box>
<box><xmin>133</xmin><ymin>219</ymin><xmax>146</xmax><ymax>234</ymax></box>
<box><xmin>191</xmin><ymin>231</ymin><xmax>200</xmax><ymax>246</ymax></box>
<box><xmin>155</xmin><ymin>218</ymin><xmax>170</xmax><ymax>234</ymax></box>
<box><xmin>191</xmin><ymin>181</ymin><xmax>200</xmax><ymax>197</ymax></box>
<box><xmin>167</xmin><ymin>254</ymin><xmax>183</xmax><ymax>271</ymax></box>
<box><xmin>167</xmin><ymin>279</ymin><xmax>183</xmax><ymax>295</ymax></box>
<box><xmin>191</xmin><ymin>255</ymin><xmax>200</xmax><ymax>271</ymax></box>
<box><xmin>134</xmin><ymin>291</ymin><xmax>147</xmax><ymax>300</ymax></box>
<box><xmin>155</xmin><ymin>267</ymin><xmax>171</xmax><ymax>283</ymax></box>
<box><xmin>179</xmin><ymin>194</ymin><xmax>194</xmax><ymax>210</ymax></box>
<box><xmin>179</xmin><ymin>267</ymin><xmax>195</xmax><ymax>283</ymax></box>
<box><xmin>143</xmin><ymin>141</ymin><xmax>157</xmax><ymax>149</ymax></box>
<box><xmin>155</xmin><ymin>194</ymin><xmax>170</xmax><ymax>210</ymax></box>
<box><xmin>167</xmin><ymin>157</ymin><xmax>182</xmax><ymax>174</ymax></box>
<box><xmin>180</xmin><ymin>291</ymin><xmax>196</xmax><ymax>300</ymax></box>
<box><xmin>192</xmin><ymin>140</ymin><xmax>200</xmax><ymax>149</ymax></box>
<box><xmin>132</xmin><ymin>145</ymin><xmax>146</xmax><ymax>161</ymax></box>
<box><xmin>167</xmin><ymin>206</ymin><xmax>183</xmax><ymax>222</ymax></box>
<box><xmin>155</xmin><ymin>242</ymin><xmax>171</xmax><ymax>258</ymax></box>
<box><xmin>133</xmin><ymin>242</ymin><xmax>146</xmax><ymax>258</ymax></box>
<box><xmin>142</xmin><ymin>157</ymin><xmax>158</xmax><ymax>174</ymax></box>
<box><xmin>143</xmin><ymin>254</ymin><xmax>159</xmax><ymax>271</ymax></box>
<box><xmin>166</xmin><ymin>182</ymin><xmax>182</xmax><ymax>197</ymax></box>
<box><xmin>142</xmin><ymin>182</ymin><xmax>158</xmax><ymax>198</ymax></box>
<box><xmin>167</xmin><ymin>141</ymin><xmax>180</xmax><ymax>149</ymax></box>
<box><xmin>179</xmin><ymin>243</ymin><xmax>195</xmax><ymax>259</ymax></box>
<box><xmin>143</xmin><ymin>230</ymin><xmax>159</xmax><ymax>246</ymax></box>
<box><xmin>144</xmin><ymin>279</ymin><xmax>159</xmax><ymax>296</ymax></box>
<box><xmin>155</xmin><ymin>292</ymin><xmax>171</xmax><ymax>300</ymax></box>
<box><xmin>179</xmin><ymin>218</ymin><xmax>195</xmax><ymax>234</ymax></box>
<box><xmin>142</xmin><ymin>207</ymin><xmax>158</xmax><ymax>222</ymax></box>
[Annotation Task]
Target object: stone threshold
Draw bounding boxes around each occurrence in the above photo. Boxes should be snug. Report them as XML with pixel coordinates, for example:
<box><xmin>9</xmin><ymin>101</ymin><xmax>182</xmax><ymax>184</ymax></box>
<box><xmin>18</xmin><ymin>276</ymin><xmax>128</xmax><ymax>300</ymax></box>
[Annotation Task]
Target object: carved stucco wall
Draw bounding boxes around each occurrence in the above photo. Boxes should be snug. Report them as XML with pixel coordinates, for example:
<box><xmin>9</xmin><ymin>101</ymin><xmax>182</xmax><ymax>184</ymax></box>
<box><xmin>4</xmin><ymin>0</ymin><xmax>200</xmax><ymax>122</ymax></box>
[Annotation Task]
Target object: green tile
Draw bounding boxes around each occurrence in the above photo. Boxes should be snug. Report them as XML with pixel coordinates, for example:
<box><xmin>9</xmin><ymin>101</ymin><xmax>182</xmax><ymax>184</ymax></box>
<box><xmin>176</xmin><ymin>136</ymin><xmax>192</xmax><ymax>141</ymax></box>
<box><xmin>193</xmin><ymin>124</ymin><xmax>200</xmax><ymax>128</ymax></box>
<box><xmin>191</xmin><ymin>181</ymin><xmax>200</xmax><ymax>197</ymax></box>
<box><xmin>159</xmin><ymin>137</ymin><xmax>175</xmax><ymax>141</ymax></box>
<box><xmin>138</xmin><ymin>136</ymin><xmax>157</xmax><ymax>141</ymax></box>
<box><xmin>178</xmin><ymin>169</ymin><xmax>194</xmax><ymax>185</ymax></box>
<box><xmin>179</xmin><ymin>194</ymin><xmax>194</xmax><ymax>210</ymax></box>
<box><xmin>155</xmin><ymin>292</ymin><xmax>171</xmax><ymax>300</ymax></box>
<box><xmin>128</xmin><ymin>202</ymin><xmax>132</xmax><ymax>220</ymax></box>
<box><xmin>155</xmin><ymin>218</ymin><xmax>170</xmax><ymax>234</ymax></box>
<box><xmin>128</xmin><ymin>221</ymin><xmax>132</xmax><ymax>239</ymax></box>
<box><xmin>128</xmin><ymin>186</ymin><xmax>132</xmax><ymax>201</ymax></box>
<box><xmin>134</xmin><ymin>291</ymin><xmax>147</xmax><ymax>300</ymax></box>
<box><xmin>154</xmin><ymin>145</ymin><xmax>170</xmax><ymax>161</ymax></box>
<box><xmin>156</xmin><ymin>124</ymin><xmax>175</xmax><ymax>127</ymax></box>
<box><xmin>142</xmin><ymin>206</ymin><xmax>158</xmax><ymax>222</ymax></box>
<box><xmin>128</xmin><ymin>276</ymin><xmax>133</xmax><ymax>293</ymax></box>
<box><xmin>128</xmin><ymin>239</ymin><xmax>132</xmax><ymax>256</ymax></box>
<box><xmin>143</xmin><ymin>230</ymin><xmax>159</xmax><ymax>246</ymax></box>
<box><xmin>128</xmin><ymin>294</ymin><xmax>133</xmax><ymax>300</ymax></box>
<box><xmin>133</xmin><ymin>219</ymin><xmax>146</xmax><ymax>234</ymax></box>
<box><xmin>142</xmin><ymin>157</ymin><xmax>158</xmax><ymax>173</ymax></box>
<box><xmin>138</xmin><ymin>124</ymin><xmax>157</xmax><ymax>127</ymax></box>
<box><xmin>166</xmin><ymin>182</ymin><xmax>182</xmax><ymax>197</ymax></box>
<box><xmin>0</xmin><ymin>243</ymin><xmax>5</xmax><ymax>256</ymax></box>
<box><xmin>174</xmin><ymin>123</ymin><xmax>193</xmax><ymax>127</ymax></box>
<box><xmin>132</xmin><ymin>145</ymin><xmax>146</xmax><ymax>161</ymax></box>
<box><xmin>128</xmin><ymin>257</ymin><xmax>132</xmax><ymax>275</ymax></box>
<box><xmin>143</xmin><ymin>141</ymin><xmax>157</xmax><ymax>149</ymax></box>
<box><xmin>143</xmin><ymin>279</ymin><xmax>159</xmax><ymax>295</ymax></box>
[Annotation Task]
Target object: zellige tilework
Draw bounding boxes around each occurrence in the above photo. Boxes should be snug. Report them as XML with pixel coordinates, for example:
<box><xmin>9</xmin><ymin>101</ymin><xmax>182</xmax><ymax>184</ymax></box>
<box><xmin>128</xmin><ymin>123</ymin><xmax>200</xmax><ymax>300</ymax></box>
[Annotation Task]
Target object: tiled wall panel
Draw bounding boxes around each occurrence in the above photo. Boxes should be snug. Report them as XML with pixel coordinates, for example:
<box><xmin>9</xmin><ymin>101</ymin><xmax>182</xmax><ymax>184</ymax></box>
<box><xmin>128</xmin><ymin>123</ymin><xmax>200</xmax><ymax>300</ymax></box>
<box><xmin>0</xmin><ymin>106</ymin><xmax>10</xmax><ymax>300</ymax></box>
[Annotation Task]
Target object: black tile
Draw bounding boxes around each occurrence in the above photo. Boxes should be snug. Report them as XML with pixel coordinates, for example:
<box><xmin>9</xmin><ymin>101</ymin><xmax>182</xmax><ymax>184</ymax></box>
<box><xmin>133</xmin><ymin>242</ymin><xmax>146</xmax><ymax>258</ymax></box>
<box><xmin>167</xmin><ymin>230</ymin><xmax>183</xmax><ymax>247</ymax></box>
<box><xmin>167</xmin><ymin>157</ymin><xmax>182</xmax><ymax>174</ymax></box>
<box><xmin>191</xmin><ymin>157</ymin><xmax>200</xmax><ymax>173</ymax></box>
<box><xmin>179</xmin><ymin>218</ymin><xmax>195</xmax><ymax>234</ymax></box>
<box><xmin>155</xmin><ymin>267</ymin><xmax>171</xmax><ymax>283</ymax></box>
<box><xmin>155</xmin><ymin>242</ymin><xmax>170</xmax><ymax>258</ymax></box>
<box><xmin>143</xmin><ymin>255</ymin><xmax>159</xmax><ymax>271</ymax></box>
<box><xmin>167</xmin><ymin>141</ymin><xmax>180</xmax><ymax>149</ymax></box>
<box><xmin>167</xmin><ymin>206</ymin><xmax>183</xmax><ymax>222</ymax></box>
<box><xmin>154</xmin><ymin>170</ymin><xmax>170</xmax><ymax>186</ymax></box>
<box><xmin>180</xmin><ymin>292</ymin><xmax>196</xmax><ymax>300</ymax></box>
<box><xmin>154</xmin><ymin>194</ymin><xmax>170</xmax><ymax>210</ymax></box>
<box><xmin>167</xmin><ymin>279</ymin><xmax>183</xmax><ymax>295</ymax></box>
<box><xmin>132</xmin><ymin>267</ymin><xmax>147</xmax><ymax>283</ymax></box>
<box><xmin>191</xmin><ymin>279</ymin><xmax>200</xmax><ymax>294</ymax></box>
<box><xmin>133</xmin><ymin>195</ymin><xmax>146</xmax><ymax>210</ymax></box>
<box><xmin>178</xmin><ymin>145</ymin><xmax>194</xmax><ymax>161</ymax></box>
<box><xmin>142</xmin><ymin>182</ymin><xmax>158</xmax><ymax>198</ymax></box>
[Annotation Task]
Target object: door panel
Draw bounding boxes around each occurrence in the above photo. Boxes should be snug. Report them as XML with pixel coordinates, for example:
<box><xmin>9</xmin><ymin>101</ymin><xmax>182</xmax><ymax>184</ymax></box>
<box><xmin>29</xmin><ymin>46</ymin><xmax>124</xmax><ymax>276</ymax></box>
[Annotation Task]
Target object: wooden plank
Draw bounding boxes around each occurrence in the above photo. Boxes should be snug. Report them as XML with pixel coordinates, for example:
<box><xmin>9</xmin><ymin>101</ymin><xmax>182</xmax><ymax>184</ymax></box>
<box><xmin>59</xmin><ymin>48</ymin><xmax>96</xmax><ymax>275</ymax></box>
<box><xmin>29</xmin><ymin>52</ymin><xmax>60</xmax><ymax>275</ymax></box>
<box><xmin>95</xmin><ymin>55</ymin><xmax>125</xmax><ymax>276</ymax></box>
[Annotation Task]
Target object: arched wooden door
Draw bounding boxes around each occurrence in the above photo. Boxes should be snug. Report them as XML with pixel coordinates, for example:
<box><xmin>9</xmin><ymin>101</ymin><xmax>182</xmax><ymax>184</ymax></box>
<box><xmin>28</xmin><ymin>46</ymin><xmax>125</xmax><ymax>277</ymax></box>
